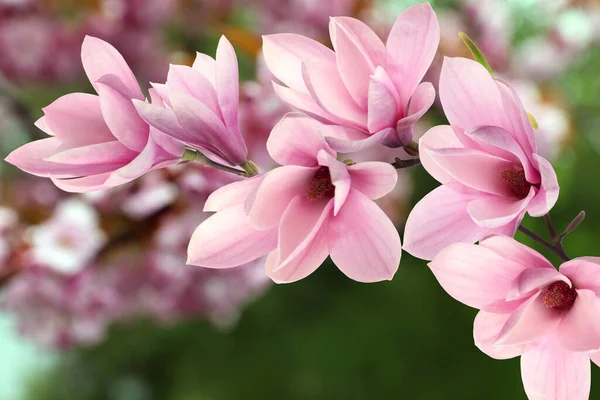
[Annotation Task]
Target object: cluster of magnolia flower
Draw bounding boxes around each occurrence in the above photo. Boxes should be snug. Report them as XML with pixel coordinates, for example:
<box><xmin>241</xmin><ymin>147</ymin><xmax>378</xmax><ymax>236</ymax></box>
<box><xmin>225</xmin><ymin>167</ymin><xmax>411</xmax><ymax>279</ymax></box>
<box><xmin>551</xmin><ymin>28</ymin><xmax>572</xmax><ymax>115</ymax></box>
<box><xmin>4</xmin><ymin>2</ymin><xmax>600</xmax><ymax>399</ymax></box>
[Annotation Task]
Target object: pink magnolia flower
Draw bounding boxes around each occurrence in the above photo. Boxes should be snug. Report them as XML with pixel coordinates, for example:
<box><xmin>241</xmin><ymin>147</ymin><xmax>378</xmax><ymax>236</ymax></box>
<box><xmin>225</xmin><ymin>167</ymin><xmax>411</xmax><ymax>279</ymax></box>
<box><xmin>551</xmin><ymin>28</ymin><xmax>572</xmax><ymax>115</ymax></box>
<box><xmin>430</xmin><ymin>236</ymin><xmax>600</xmax><ymax>400</ymax></box>
<box><xmin>133</xmin><ymin>36</ymin><xmax>249</xmax><ymax>166</ymax></box>
<box><xmin>262</xmin><ymin>3</ymin><xmax>439</xmax><ymax>151</ymax></box>
<box><xmin>403</xmin><ymin>57</ymin><xmax>559</xmax><ymax>260</ymax></box>
<box><xmin>187</xmin><ymin>113</ymin><xmax>401</xmax><ymax>283</ymax></box>
<box><xmin>5</xmin><ymin>36</ymin><xmax>183</xmax><ymax>193</ymax></box>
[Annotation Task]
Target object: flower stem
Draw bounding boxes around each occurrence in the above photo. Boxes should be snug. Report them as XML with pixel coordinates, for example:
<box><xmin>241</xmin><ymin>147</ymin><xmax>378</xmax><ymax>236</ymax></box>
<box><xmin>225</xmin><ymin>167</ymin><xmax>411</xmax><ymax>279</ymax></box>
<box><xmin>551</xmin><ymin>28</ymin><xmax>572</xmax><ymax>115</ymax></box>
<box><xmin>391</xmin><ymin>157</ymin><xmax>421</xmax><ymax>169</ymax></box>
<box><xmin>517</xmin><ymin>224</ymin><xmax>570</xmax><ymax>262</ymax></box>
<box><xmin>181</xmin><ymin>149</ymin><xmax>252</xmax><ymax>177</ymax></box>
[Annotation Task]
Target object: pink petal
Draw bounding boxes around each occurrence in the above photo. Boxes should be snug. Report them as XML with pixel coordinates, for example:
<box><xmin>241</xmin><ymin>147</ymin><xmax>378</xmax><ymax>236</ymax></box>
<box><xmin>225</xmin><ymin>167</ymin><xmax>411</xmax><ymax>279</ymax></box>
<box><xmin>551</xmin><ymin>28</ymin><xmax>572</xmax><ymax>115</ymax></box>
<box><xmin>479</xmin><ymin>235</ymin><xmax>555</xmax><ymax>271</ymax></box>
<box><xmin>367</xmin><ymin>67</ymin><xmax>400</xmax><ymax>134</ymax></box>
<box><xmin>474</xmin><ymin>311</ymin><xmax>524</xmax><ymax>360</ymax></box>
<box><xmin>133</xmin><ymin>100</ymin><xmax>198</xmax><ymax>145</ymax></box>
<box><xmin>104</xmin><ymin>135</ymin><xmax>160</xmax><ymax>187</ymax></box>
<box><xmin>527</xmin><ymin>154</ymin><xmax>559</xmax><ymax>217</ymax></box>
<box><xmin>266</xmin><ymin>113</ymin><xmax>335</xmax><ymax>167</ymax></box>
<box><xmin>506</xmin><ymin>268</ymin><xmax>570</xmax><ymax>301</ymax></box>
<box><xmin>429</xmin><ymin>241</ymin><xmax>529</xmax><ymax>312</ymax></box>
<box><xmin>521</xmin><ymin>338</ymin><xmax>590</xmax><ymax>400</ymax></box>
<box><xmin>267</xmin><ymin>196</ymin><xmax>331</xmax><ymax>283</ymax></box>
<box><xmin>556</xmin><ymin>289</ymin><xmax>600</xmax><ymax>351</ymax></box>
<box><xmin>560</xmin><ymin>257</ymin><xmax>600</xmax><ymax>296</ymax></box>
<box><xmin>192</xmin><ymin>52</ymin><xmax>216</xmax><ymax>86</ymax></box>
<box><xmin>45</xmin><ymin>141</ymin><xmax>136</xmax><ymax>165</ymax></box>
<box><xmin>495</xmin><ymin>292</ymin><xmax>564</xmax><ymax>346</ymax></box>
<box><xmin>324</xmin><ymin>127</ymin><xmax>392</xmax><ymax>153</ymax></box>
<box><xmin>590</xmin><ymin>350</ymin><xmax>600</xmax><ymax>367</ymax></box>
<box><xmin>272</xmin><ymin>82</ymin><xmax>359</xmax><ymax>128</ymax></box>
<box><xmin>81</xmin><ymin>36</ymin><xmax>142</xmax><ymax>100</ymax></box>
<box><xmin>150</xmin><ymin>128</ymin><xmax>185</xmax><ymax>158</ymax></box>
<box><xmin>187</xmin><ymin>204</ymin><xmax>277</xmax><ymax>269</ymax></box>
<box><xmin>418</xmin><ymin>125</ymin><xmax>464</xmax><ymax>184</ymax></box>
<box><xmin>423</xmin><ymin>147</ymin><xmax>515</xmax><ymax>196</ymax></box>
<box><xmin>465</xmin><ymin>125</ymin><xmax>539</xmax><ymax>184</ymax></box>
<box><xmin>392</xmin><ymin>82</ymin><xmax>435</xmax><ymax>147</ymax></box>
<box><xmin>466</xmin><ymin>189</ymin><xmax>535</xmax><ymax>229</ymax></box>
<box><xmin>403</xmin><ymin>184</ymin><xmax>490</xmax><ymax>261</ymax></box>
<box><xmin>246</xmin><ymin>165</ymin><xmax>315</xmax><ymax>229</ymax></box>
<box><xmin>215</xmin><ymin>36</ymin><xmax>241</xmax><ymax>138</ymax></box>
<box><xmin>386</xmin><ymin>3</ymin><xmax>439</xmax><ymax>108</ymax></box>
<box><xmin>42</xmin><ymin>93</ymin><xmax>115</xmax><ymax>145</ymax></box>
<box><xmin>328</xmin><ymin>189</ymin><xmax>400</xmax><ymax>282</ymax></box>
<box><xmin>330</xmin><ymin>17</ymin><xmax>386</xmax><ymax>109</ymax></box>
<box><xmin>96</xmin><ymin>75</ymin><xmax>148</xmax><ymax>152</ymax></box>
<box><xmin>317</xmin><ymin>150</ymin><xmax>350</xmax><ymax>216</ymax></box>
<box><xmin>52</xmin><ymin>173</ymin><xmax>112</xmax><ymax>193</ymax></box>
<box><xmin>262</xmin><ymin>33</ymin><xmax>336</xmax><ymax>93</ymax></box>
<box><xmin>439</xmin><ymin>57</ymin><xmax>512</xmax><ymax>140</ymax></box>
<box><xmin>149</xmin><ymin>83</ymin><xmax>172</xmax><ymax>107</ymax></box>
<box><xmin>204</xmin><ymin>176</ymin><xmax>263</xmax><ymax>212</ymax></box>
<box><xmin>302</xmin><ymin>59</ymin><xmax>366</xmax><ymax>127</ymax></box>
<box><xmin>347</xmin><ymin>162</ymin><xmax>398</xmax><ymax>200</ymax></box>
<box><xmin>5</xmin><ymin>138</ymin><xmax>121</xmax><ymax>179</ymax></box>
<box><xmin>166</xmin><ymin>64</ymin><xmax>221</xmax><ymax>117</ymax></box>
<box><xmin>496</xmin><ymin>79</ymin><xmax>537</xmax><ymax>156</ymax></box>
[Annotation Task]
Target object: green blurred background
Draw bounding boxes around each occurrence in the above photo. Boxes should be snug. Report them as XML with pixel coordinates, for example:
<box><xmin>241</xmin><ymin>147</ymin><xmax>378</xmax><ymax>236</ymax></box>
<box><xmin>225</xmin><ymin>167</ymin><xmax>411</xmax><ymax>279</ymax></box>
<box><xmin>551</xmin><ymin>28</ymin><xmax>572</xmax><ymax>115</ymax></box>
<box><xmin>2</xmin><ymin>0</ymin><xmax>600</xmax><ymax>399</ymax></box>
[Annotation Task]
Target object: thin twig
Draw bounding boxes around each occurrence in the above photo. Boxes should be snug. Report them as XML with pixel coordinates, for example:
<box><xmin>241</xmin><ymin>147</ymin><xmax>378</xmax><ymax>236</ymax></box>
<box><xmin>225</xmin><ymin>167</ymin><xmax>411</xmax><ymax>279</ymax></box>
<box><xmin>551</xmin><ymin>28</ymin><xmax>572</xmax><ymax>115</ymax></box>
<box><xmin>518</xmin><ymin>225</ymin><xmax>570</xmax><ymax>262</ymax></box>
<box><xmin>391</xmin><ymin>157</ymin><xmax>421</xmax><ymax>169</ymax></box>
<box><xmin>543</xmin><ymin>214</ymin><xmax>559</xmax><ymax>243</ymax></box>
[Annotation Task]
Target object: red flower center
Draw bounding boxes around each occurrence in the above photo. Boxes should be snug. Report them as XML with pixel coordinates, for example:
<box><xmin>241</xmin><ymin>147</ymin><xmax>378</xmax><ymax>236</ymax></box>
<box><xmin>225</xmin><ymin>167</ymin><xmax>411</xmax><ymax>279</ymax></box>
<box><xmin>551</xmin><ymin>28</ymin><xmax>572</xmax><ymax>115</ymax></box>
<box><xmin>500</xmin><ymin>166</ymin><xmax>532</xmax><ymax>199</ymax></box>
<box><xmin>307</xmin><ymin>166</ymin><xmax>335</xmax><ymax>201</ymax></box>
<box><xmin>543</xmin><ymin>281</ymin><xmax>577</xmax><ymax>310</ymax></box>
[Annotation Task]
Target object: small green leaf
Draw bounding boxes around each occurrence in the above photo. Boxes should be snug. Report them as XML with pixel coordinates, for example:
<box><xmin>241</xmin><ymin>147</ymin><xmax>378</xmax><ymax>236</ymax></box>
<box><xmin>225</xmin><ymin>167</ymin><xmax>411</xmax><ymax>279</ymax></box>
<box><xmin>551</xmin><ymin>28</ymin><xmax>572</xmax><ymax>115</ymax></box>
<box><xmin>458</xmin><ymin>32</ymin><xmax>494</xmax><ymax>77</ymax></box>
<box><xmin>527</xmin><ymin>112</ymin><xmax>539</xmax><ymax>130</ymax></box>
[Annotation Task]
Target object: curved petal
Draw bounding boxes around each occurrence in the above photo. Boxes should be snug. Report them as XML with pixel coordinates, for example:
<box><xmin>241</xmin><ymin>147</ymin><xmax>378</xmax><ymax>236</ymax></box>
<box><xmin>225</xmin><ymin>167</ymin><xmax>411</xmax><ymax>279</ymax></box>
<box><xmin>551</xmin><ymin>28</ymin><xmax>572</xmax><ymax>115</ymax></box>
<box><xmin>204</xmin><ymin>176</ymin><xmax>263</xmax><ymax>212</ymax></box>
<box><xmin>266</xmin><ymin>113</ymin><xmax>334</xmax><ymax>167</ymax></box>
<box><xmin>187</xmin><ymin>204</ymin><xmax>278</xmax><ymax>269</ymax></box>
<box><xmin>325</xmin><ymin>127</ymin><xmax>392</xmax><ymax>153</ymax></box>
<box><xmin>423</xmin><ymin>147</ymin><xmax>515</xmax><ymax>196</ymax></box>
<box><xmin>506</xmin><ymin>268</ymin><xmax>569</xmax><ymax>302</ymax></box>
<box><xmin>133</xmin><ymin>100</ymin><xmax>199</xmax><ymax>146</ymax></box>
<box><xmin>192</xmin><ymin>52</ymin><xmax>216</xmax><ymax>87</ymax></box>
<box><xmin>560</xmin><ymin>258</ymin><xmax>600</xmax><ymax>296</ymax></box>
<box><xmin>428</xmin><ymin>241</ymin><xmax>529</xmax><ymax>312</ymax></box>
<box><xmin>81</xmin><ymin>36</ymin><xmax>143</xmax><ymax>99</ymax></box>
<box><xmin>474</xmin><ymin>311</ymin><xmax>524</xmax><ymax>360</ymax></box>
<box><xmin>495</xmin><ymin>292</ymin><xmax>563</xmax><ymax>346</ymax></box>
<box><xmin>556</xmin><ymin>289</ymin><xmax>600</xmax><ymax>351</ymax></box>
<box><xmin>330</xmin><ymin>17</ymin><xmax>386</xmax><ymax>109</ymax></box>
<box><xmin>367</xmin><ymin>67</ymin><xmax>400</xmax><ymax>134</ymax></box>
<box><xmin>45</xmin><ymin>141</ymin><xmax>137</xmax><ymax>165</ymax></box>
<box><xmin>215</xmin><ymin>36</ymin><xmax>241</xmax><ymax>137</ymax></box>
<box><xmin>439</xmin><ymin>57</ymin><xmax>511</xmax><ymax>141</ymax></box>
<box><xmin>316</xmin><ymin>150</ymin><xmax>350</xmax><ymax>215</ymax></box>
<box><xmin>418</xmin><ymin>125</ymin><xmax>464</xmax><ymax>184</ymax></box>
<box><xmin>96</xmin><ymin>76</ymin><xmax>148</xmax><ymax>152</ymax></box>
<box><xmin>329</xmin><ymin>189</ymin><xmax>400</xmax><ymax>282</ymax></box>
<box><xmin>302</xmin><ymin>59</ymin><xmax>366</xmax><ymax>127</ymax></box>
<box><xmin>479</xmin><ymin>235</ymin><xmax>555</xmax><ymax>271</ymax></box>
<box><xmin>527</xmin><ymin>154</ymin><xmax>559</xmax><ymax>217</ymax></box>
<box><xmin>262</xmin><ymin>33</ymin><xmax>336</xmax><ymax>93</ymax></box>
<box><xmin>466</xmin><ymin>189</ymin><xmax>535</xmax><ymax>229</ymax></box>
<box><xmin>521</xmin><ymin>338</ymin><xmax>590</xmax><ymax>400</ymax></box>
<box><xmin>347</xmin><ymin>162</ymin><xmax>398</xmax><ymax>200</ymax></box>
<box><xmin>391</xmin><ymin>82</ymin><xmax>435</xmax><ymax>147</ymax></box>
<box><xmin>496</xmin><ymin>79</ymin><xmax>537</xmax><ymax>156</ymax></box>
<box><xmin>166</xmin><ymin>64</ymin><xmax>221</xmax><ymax>117</ymax></box>
<box><xmin>42</xmin><ymin>93</ymin><xmax>115</xmax><ymax>145</ymax></box>
<box><xmin>246</xmin><ymin>166</ymin><xmax>315</xmax><ymax>229</ymax></box>
<box><xmin>386</xmin><ymin>3</ymin><xmax>439</xmax><ymax>109</ymax></box>
<box><xmin>103</xmin><ymin>135</ymin><xmax>161</xmax><ymax>187</ymax></box>
<box><xmin>403</xmin><ymin>185</ymin><xmax>490</xmax><ymax>261</ymax></box>
<box><xmin>52</xmin><ymin>173</ymin><xmax>112</xmax><ymax>193</ymax></box>
<box><xmin>267</xmin><ymin>196</ymin><xmax>331</xmax><ymax>283</ymax></box>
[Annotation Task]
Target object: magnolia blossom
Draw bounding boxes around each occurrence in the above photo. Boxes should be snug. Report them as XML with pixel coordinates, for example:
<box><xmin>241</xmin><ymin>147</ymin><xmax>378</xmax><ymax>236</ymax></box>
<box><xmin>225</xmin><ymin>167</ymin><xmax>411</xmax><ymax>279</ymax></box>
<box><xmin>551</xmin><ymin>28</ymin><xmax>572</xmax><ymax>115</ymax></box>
<box><xmin>5</xmin><ymin>36</ymin><xmax>183</xmax><ymax>193</ymax></box>
<box><xmin>188</xmin><ymin>113</ymin><xmax>401</xmax><ymax>283</ymax></box>
<box><xmin>403</xmin><ymin>57</ymin><xmax>559</xmax><ymax>260</ymax></box>
<box><xmin>27</xmin><ymin>199</ymin><xmax>106</xmax><ymax>275</ymax></box>
<box><xmin>430</xmin><ymin>236</ymin><xmax>600</xmax><ymax>400</ymax></box>
<box><xmin>134</xmin><ymin>36</ymin><xmax>249</xmax><ymax>166</ymax></box>
<box><xmin>262</xmin><ymin>3</ymin><xmax>439</xmax><ymax>151</ymax></box>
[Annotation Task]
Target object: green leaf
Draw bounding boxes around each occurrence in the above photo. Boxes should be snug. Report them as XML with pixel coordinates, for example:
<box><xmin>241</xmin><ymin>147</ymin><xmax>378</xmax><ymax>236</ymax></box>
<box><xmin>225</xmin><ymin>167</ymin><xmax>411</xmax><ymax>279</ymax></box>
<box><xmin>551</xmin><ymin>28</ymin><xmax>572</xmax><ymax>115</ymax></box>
<box><xmin>458</xmin><ymin>32</ymin><xmax>494</xmax><ymax>77</ymax></box>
